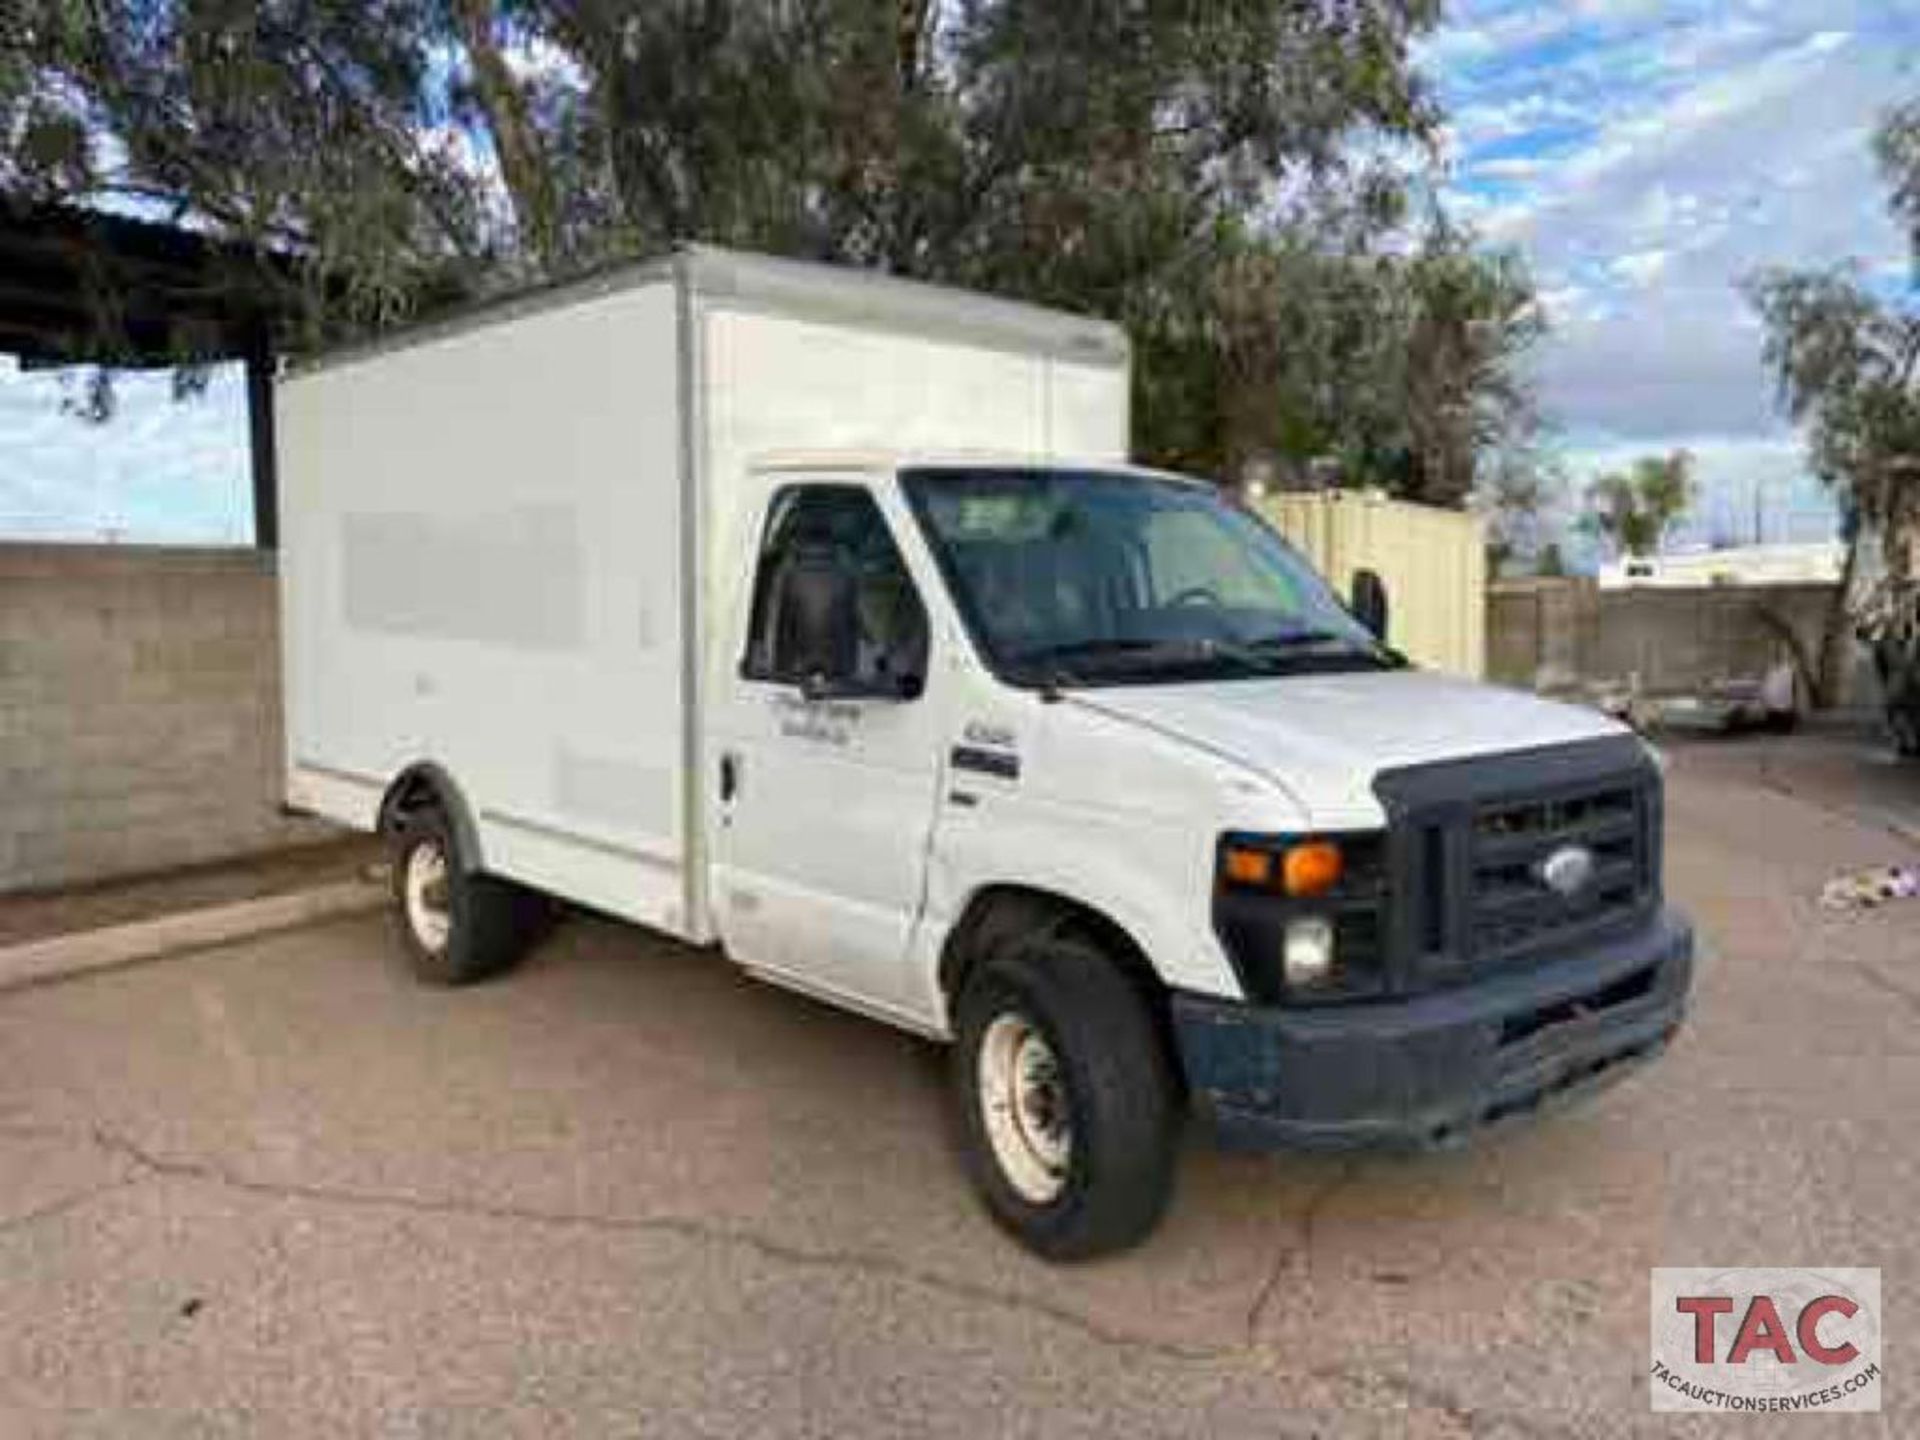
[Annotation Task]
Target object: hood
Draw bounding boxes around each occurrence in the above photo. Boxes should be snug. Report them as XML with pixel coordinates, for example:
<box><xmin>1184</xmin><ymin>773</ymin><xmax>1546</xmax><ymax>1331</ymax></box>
<box><xmin>1068</xmin><ymin>668</ymin><xmax>1626</xmax><ymax>829</ymax></box>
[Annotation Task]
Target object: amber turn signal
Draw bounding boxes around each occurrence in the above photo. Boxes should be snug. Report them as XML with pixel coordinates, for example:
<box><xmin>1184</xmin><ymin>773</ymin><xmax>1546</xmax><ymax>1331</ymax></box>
<box><xmin>1221</xmin><ymin>845</ymin><xmax>1274</xmax><ymax>887</ymax></box>
<box><xmin>1282</xmin><ymin>840</ymin><xmax>1343</xmax><ymax>897</ymax></box>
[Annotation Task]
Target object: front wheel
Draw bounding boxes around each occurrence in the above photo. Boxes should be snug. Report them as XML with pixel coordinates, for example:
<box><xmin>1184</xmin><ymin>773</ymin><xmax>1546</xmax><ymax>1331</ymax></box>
<box><xmin>952</xmin><ymin>937</ymin><xmax>1180</xmax><ymax>1261</ymax></box>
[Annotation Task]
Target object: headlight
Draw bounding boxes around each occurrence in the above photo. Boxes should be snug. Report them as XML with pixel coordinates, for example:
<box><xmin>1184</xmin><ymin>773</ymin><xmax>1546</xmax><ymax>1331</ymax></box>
<box><xmin>1283</xmin><ymin>917</ymin><xmax>1336</xmax><ymax>986</ymax></box>
<box><xmin>1214</xmin><ymin>831</ymin><xmax>1387</xmax><ymax>1005</ymax></box>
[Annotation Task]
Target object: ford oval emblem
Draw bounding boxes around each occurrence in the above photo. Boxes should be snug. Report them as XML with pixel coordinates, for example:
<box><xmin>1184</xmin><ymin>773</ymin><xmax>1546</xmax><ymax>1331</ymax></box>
<box><xmin>1538</xmin><ymin>844</ymin><xmax>1596</xmax><ymax>898</ymax></box>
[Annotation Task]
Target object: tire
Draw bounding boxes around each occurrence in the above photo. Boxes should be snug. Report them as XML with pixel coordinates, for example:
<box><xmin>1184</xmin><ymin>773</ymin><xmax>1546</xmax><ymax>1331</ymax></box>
<box><xmin>387</xmin><ymin>807</ymin><xmax>551</xmax><ymax>985</ymax></box>
<box><xmin>952</xmin><ymin>934</ymin><xmax>1180</xmax><ymax>1261</ymax></box>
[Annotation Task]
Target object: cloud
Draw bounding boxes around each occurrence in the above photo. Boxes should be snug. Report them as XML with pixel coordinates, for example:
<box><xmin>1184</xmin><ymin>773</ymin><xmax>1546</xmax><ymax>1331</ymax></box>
<box><xmin>1429</xmin><ymin>0</ymin><xmax>1920</xmax><ymax>546</ymax></box>
<box><xmin>504</xmin><ymin>33</ymin><xmax>588</xmax><ymax>90</ymax></box>
<box><xmin>1608</xmin><ymin>249</ymin><xmax>1670</xmax><ymax>287</ymax></box>
<box><xmin>1477</xmin><ymin>24</ymin><xmax>1876</xmax><ymax>244</ymax></box>
<box><xmin>1420</xmin><ymin>7</ymin><xmax>1581</xmax><ymax>68</ymax></box>
<box><xmin>1472</xmin><ymin>154</ymin><xmax>1552</xmax><ymax>181</ymax></box>
<box><xmin>1539</xmin><ymin>300</ymin><xmax>1784</xmax><ymax>437</ymax></box>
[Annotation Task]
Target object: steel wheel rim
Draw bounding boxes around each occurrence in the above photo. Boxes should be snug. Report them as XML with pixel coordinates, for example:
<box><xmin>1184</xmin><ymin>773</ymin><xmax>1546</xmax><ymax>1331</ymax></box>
<box><xmin>404</xmin><ymin>840</ymin><xmax>452</xmax><ymax>954</ymax></box>
<box><xmin>978</xmin><ymin>1011</ymin><xmax>1072</xmax><ymax>1204</ymax></box>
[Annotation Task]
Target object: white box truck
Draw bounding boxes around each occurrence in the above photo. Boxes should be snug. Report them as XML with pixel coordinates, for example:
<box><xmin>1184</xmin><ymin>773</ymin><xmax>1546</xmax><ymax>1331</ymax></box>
<box><xmin>280</xmin><ymin>247</ymin><xmax>1693</xmax><ymax>1258</ymax></box>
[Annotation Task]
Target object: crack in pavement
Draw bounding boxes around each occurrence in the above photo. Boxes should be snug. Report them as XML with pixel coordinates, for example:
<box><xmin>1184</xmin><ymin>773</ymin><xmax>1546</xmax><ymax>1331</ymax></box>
<box><xmin>0</xmin><ymin>1174</ymin><xmax>140</xmax><ymax>1238</ymax></box>
<box><xmin>1243</xmin><ymin>1160</ymin><xmax>1359</xmax><ymax>1348</ymax></box>
<box><xmin>6</xmin><ymin>1121</ymin><xmax>1608</xmax><ymax>1435</ymax></box>
<box><xmin>0</xmin><ymin>1120</ymin><xmax>81</xmax><ymax>1144</ymax></box>
<box><xmin>0</xmin><ymin>1119</ymin><xmax>148</xmax><ymax>1237</ymax></box>
<box><xmin>1321</xmin><ymin>1371</ymin><xmax>1571</xmax><ymax>1440</ymax></box>
<box><xmin>1289</xmin><ymin>1352</ymin><xmax>1595</xmax><ymax>1440</ymax></box>
<box><xmin>75</xmin><ymin>1122</ymin><xmax>1232</xmax><ymax>1366</ymax></box>
<box><xmin>1753</xmin><ymin>751</ymin><xmax>1920</xmax><ymax>849</ymax></box>
<box><xmin>1851</xmin><ymin>962</ymin><xmax>1920</xmax><ymax>1015</ymax></box>
<box><xmin>1235</xmin><ymin>1162</ymin><xmax>1595</xmax><ymax>1440</ymax></box>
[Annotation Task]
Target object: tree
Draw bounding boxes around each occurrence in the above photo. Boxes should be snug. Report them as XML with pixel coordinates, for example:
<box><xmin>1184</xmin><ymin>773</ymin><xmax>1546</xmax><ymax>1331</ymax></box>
<box><xmin>1877</xmin><ymin>97</ymin><xmax>1920</xmax><ymax>276</ymax></box>
<box><xmin>444</xmin><ymin>0</ymin><xmax>562</xmax><ymax>269</ymax></box>
<box><xmin>1745</xmin><ymin>95</ymin><xmax>1920</xmax><ymax>705</ymax></box>
<box><xmin>5</xmin><ymin>2</ymin><xmax>1550</xmax><ymax>496</ymax></box>
<box><xmin>1396</xmin><ymin>221</ymin><xmax>1545</xmax><ymax>507</ymax></box>
<box><xmin>1195</xmin><ymin>210</ymin><xmax>1545</xmax><ymax>496</ymax></box>
<box><xmin>1474</xmin><ymin>444</ymin><xmax>1564</xmax><ymax>576</ymax></box>
<box><xmin>1744</xmin><ymin>269</ymin><xmax>1920</xmax><ymax>554</ymax></box>
<box><xmin>5</xmin><ymin>0</ymin><xmax>494</xmax><ymax>335</ymax></box>
<box><xmin>1582</xmin><ymin>451</ymin><xmax>1695</xmax><ymax>559</ymax></box>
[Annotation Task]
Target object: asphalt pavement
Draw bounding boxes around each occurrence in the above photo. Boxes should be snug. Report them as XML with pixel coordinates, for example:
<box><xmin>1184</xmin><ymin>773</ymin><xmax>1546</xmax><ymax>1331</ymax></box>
<box><xmin>3</xmin><ymin>729</ymin><xmax>1918</xmax><ymax>1437</ymax></box>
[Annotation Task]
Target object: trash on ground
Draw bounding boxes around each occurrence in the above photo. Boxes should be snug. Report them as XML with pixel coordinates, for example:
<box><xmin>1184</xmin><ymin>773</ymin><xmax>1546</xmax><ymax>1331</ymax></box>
<box><xmin>1820</xmin><ymin>864</ymin><xmax>1920</xmax><ymax>911</ymax></box>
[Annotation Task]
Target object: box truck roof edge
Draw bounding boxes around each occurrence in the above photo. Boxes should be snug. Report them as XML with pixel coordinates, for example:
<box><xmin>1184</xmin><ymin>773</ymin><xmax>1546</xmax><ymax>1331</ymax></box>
<box><xmin>282</xmin><ymin>243</ymin><xmax>1130</xmax><ymax>382</ymax></box>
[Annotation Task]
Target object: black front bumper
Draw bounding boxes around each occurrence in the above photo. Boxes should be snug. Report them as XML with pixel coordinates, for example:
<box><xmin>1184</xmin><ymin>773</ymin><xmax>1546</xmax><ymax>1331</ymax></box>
<box><xmin>1173</xmin><ymin>908</ymin><xmax>1694</xmax><ymax>1150</ymax></box>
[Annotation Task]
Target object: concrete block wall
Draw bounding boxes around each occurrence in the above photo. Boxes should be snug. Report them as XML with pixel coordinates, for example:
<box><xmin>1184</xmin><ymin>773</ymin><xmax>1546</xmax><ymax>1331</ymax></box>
<box><xmin>1487</xmin><ymin>578</ymin><xmax>1866</xmax><ymax>704</ymax></box>
<box><xmin>0</xmin><ymin>544</ymin><xmax>335</xmax><ymax>894</ymax></box>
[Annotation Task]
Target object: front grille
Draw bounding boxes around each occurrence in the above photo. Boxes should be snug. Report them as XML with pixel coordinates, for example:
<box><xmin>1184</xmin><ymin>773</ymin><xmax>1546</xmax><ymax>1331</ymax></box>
<box><xmin>1467</xmin><ymin>779</ymin><xmax>1646</xmax><ymax>959</ymax></box>
<box><xmin>1376</xmin><ymin>736</ymin><xmax>1662</xmax><ymax>990</ymax></box>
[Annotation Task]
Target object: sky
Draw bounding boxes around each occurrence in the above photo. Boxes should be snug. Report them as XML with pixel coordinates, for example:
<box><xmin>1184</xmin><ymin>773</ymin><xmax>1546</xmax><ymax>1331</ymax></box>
<box><xmin>1423</xmin><ymin>0</ymin><xmax>1920</xmax><ymax>553</ymax></box>
<box><xmin>2</xmin><ymin>3</ymin><xmax>1917</xmax><ymax>550</ymax></box>
<box><xmin>0</xmin><ymin>359</ymin><xmax>252</xmax><ymax>544</ymax></box>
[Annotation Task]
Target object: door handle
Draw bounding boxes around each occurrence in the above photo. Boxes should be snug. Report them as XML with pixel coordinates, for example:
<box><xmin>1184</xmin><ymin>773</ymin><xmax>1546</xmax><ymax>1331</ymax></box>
<box><xmin>719</xmin><ymin>751</ymin><xmax>740</xmax><ymax>803</ymax></box>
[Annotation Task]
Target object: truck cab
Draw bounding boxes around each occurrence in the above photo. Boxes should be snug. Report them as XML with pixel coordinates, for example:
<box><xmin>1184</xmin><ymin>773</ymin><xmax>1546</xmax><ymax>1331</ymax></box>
<box><xmin>698</xmin><ymin>454</ymin><xmax>1692</xmax><ymax>1256</ymax></box>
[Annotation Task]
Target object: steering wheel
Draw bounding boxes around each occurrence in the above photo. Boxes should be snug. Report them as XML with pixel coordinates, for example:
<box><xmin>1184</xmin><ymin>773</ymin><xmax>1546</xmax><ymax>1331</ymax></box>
<box><xmin>1166</xmin><ymin>585</ymin><xmax>1224</xmax><ymax>609</ymax></box>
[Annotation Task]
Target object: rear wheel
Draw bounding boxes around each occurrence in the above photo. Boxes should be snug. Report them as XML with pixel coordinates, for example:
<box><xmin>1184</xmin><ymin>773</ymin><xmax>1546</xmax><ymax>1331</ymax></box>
<box><xmin>387</xmin><ymin>808</ymin><xmax>550</xmax><ymax>985</ymax></box>
<box><xmin>952</xmin><ymin>934</ymin><xmax>1180</xmax><ymax>1260</ymax></box>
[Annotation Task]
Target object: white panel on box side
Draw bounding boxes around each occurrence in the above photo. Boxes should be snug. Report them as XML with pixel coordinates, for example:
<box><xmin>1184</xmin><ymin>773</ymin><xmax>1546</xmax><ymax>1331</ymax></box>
<box><xmin>279</xmin><ymin>279</ymin><xmax>694</xmax><ymax>934</ymax></box>
<box><xmin>697</xmin><ymin>306</ymin><xmax>1126</xmax><ymax>566</ymax></box>
<box><xmin>1043</xmin><ymin>359</ymin><xmax>1129</xmax><ymax>462</ymax></box>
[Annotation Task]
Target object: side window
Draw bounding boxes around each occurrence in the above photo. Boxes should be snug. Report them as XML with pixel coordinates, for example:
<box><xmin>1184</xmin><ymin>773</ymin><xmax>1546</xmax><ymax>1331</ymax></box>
<box><xmin>742</xmin><ymin>486</ymin><xmax>930</xmax><ymax>694</ymax></box>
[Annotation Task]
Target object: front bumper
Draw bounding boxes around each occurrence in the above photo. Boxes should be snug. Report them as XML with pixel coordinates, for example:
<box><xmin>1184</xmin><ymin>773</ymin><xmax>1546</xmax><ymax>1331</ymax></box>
<box><xmin>1173</xmin><ymin>908</ymin><xmax>1694</xmax><ymax>1150</ymax></box>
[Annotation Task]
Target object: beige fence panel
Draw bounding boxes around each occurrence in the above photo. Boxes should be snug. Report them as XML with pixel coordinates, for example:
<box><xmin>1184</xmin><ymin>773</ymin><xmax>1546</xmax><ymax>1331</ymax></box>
<box><xmin>1256</xmin><ymin>491</ymin><xmax>1486</xmax><ymax>677</ymax></box>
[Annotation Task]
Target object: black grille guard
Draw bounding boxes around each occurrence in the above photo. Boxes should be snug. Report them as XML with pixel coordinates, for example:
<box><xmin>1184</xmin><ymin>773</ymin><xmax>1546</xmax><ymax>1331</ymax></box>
<box><xmin>1371</xmin><ymin>734</ymin><xmax>1663</xmax><ymax>994</ymax></box>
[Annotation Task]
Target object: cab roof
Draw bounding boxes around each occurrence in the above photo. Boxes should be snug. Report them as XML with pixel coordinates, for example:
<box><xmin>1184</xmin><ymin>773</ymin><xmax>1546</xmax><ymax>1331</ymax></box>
<box><xmin>747</xmin><ymin>450</ymin><xmax>1210</xmax><ymax>489</ymax></box>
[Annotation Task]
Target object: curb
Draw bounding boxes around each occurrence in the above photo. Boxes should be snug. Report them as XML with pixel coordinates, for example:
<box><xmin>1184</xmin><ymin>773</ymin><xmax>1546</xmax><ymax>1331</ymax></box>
<box><xmin>0</xmin><ymin>880</ymin><xmax>386</xmax><ymax>994</ymax></box>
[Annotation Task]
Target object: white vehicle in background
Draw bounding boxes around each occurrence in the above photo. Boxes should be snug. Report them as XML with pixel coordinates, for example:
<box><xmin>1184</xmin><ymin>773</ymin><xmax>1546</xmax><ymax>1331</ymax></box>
<box><xmin>279</xmin><ymin>248</ymin><xmax>1694</xmax><ymax>1258</ymax></box>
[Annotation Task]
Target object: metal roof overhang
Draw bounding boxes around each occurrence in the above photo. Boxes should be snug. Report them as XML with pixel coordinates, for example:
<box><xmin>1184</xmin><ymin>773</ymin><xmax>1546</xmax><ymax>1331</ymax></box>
<box><xmin>0</xmin><ymin>197</ymin><xmax>285</xmax><ymax>366</ymax></box>
<box><xmin>0</xmin><ymin>198</ymin><xmax>294</xmax><ymax>544</ymax></box>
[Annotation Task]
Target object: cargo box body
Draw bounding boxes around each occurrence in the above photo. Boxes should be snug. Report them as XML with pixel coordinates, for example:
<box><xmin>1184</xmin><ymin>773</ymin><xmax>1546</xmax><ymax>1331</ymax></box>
<box><xmin>278</xmin><ymin>247</ymin><xmax>1130</xmax><ymax>941</ymax></box>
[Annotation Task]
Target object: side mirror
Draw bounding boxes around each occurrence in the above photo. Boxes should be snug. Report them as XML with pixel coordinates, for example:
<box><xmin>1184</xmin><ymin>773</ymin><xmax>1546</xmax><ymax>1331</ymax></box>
<box><xmin>1351</xmin><ymin>568</ymin><xmax>1390</xmax><ymax>641</ymax></box>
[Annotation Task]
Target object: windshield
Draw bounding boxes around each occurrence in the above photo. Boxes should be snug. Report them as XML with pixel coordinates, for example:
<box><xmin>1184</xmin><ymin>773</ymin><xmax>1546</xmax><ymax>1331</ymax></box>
<box><xmin>902</xmin><ymin>467</ymin><xmax>1395</xmax><ymax>688</ymax></box>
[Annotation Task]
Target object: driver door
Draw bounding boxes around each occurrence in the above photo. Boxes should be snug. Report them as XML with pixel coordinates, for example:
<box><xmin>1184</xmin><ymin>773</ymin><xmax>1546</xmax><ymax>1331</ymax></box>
<box><xmin>710</xmin><ymin>482</ymin><xmax>944</xmax><ymax>1021</ymax></box>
